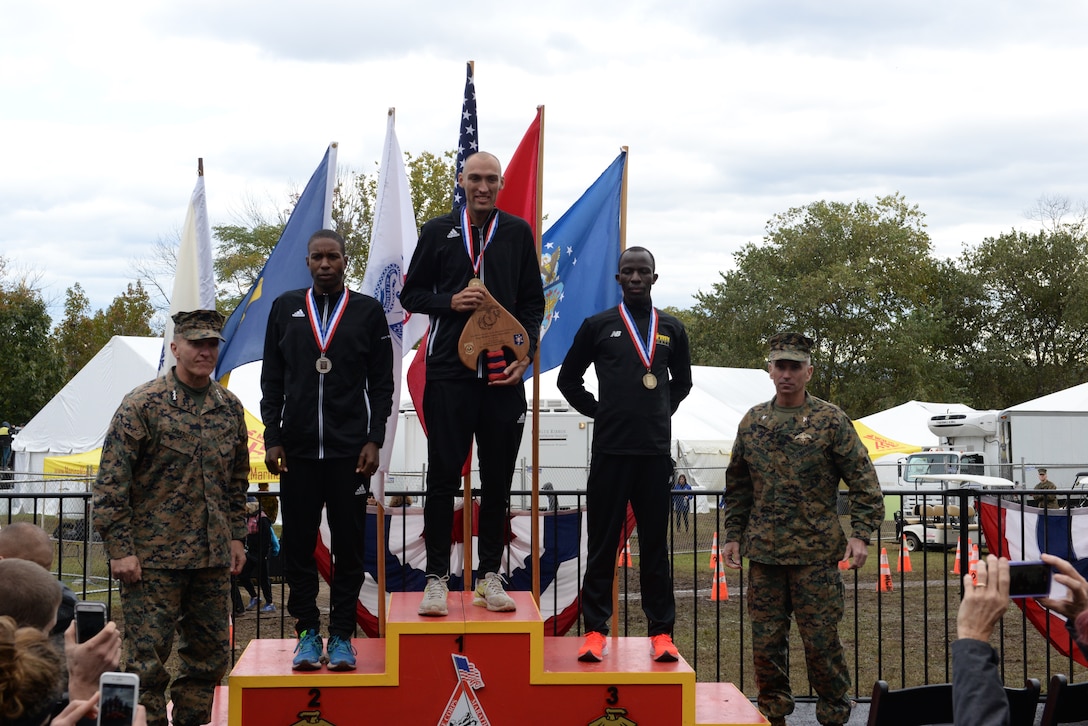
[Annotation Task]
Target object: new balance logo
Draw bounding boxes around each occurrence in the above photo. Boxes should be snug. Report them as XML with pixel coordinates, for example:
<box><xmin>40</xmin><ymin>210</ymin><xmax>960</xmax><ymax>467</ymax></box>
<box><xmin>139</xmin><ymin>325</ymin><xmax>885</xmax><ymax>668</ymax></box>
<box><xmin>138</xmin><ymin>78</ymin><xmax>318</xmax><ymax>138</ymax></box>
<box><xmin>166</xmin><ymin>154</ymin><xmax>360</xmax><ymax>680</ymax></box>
<box><xmin>610</xmin><ymin>330</ymin><xmax>622</xmax><ymax>338</ymax></box>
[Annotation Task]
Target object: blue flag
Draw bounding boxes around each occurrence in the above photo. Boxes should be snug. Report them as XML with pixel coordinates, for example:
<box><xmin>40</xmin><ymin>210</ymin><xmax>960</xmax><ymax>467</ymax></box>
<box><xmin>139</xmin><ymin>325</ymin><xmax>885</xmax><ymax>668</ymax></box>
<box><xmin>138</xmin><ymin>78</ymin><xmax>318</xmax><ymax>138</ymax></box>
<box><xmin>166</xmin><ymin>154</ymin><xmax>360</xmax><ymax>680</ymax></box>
<box><xmin>535</xmin><ymin>150</ymin><xmax>627</xmax><ymax>374</ymax></box>
<box><xmin>216</xmin><ymin>144</ymin><xmax>337</xmax><ymax>378</ymax></box>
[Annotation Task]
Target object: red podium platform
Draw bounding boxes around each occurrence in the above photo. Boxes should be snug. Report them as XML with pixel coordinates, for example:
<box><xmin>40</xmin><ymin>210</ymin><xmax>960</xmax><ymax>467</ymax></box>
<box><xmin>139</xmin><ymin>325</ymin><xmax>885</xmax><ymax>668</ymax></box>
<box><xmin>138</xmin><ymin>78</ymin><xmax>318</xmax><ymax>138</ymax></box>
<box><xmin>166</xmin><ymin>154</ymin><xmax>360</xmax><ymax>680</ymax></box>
<box><xmin>221</xmin><ymin>591</ymin><xmax>766</xmax><ymax>725</ymax></box>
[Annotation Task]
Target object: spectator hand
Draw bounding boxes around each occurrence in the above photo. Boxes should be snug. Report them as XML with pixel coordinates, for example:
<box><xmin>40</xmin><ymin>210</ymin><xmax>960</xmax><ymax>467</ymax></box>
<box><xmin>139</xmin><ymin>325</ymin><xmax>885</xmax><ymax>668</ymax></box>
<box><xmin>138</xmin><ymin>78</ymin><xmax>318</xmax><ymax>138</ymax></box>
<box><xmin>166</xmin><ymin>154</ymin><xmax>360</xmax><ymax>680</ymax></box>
<box><xmin>1038</xmin><ymin>552</ymin><xmax>1088</xmax><ymax>619</ymax></box>
<box><xmin>957</xmin><ymin>554</ymin><xmax>1010</xmax><ymax>642</ymax></box>
<box><xmin>65</xmin><ymin>620</ymin><xmax>121</xmax><ymax>700</ymax></box>
<box><xmin>49</xmin><ymin>692</ymin><xmax>99</xmax><ymax>726</ymax></box>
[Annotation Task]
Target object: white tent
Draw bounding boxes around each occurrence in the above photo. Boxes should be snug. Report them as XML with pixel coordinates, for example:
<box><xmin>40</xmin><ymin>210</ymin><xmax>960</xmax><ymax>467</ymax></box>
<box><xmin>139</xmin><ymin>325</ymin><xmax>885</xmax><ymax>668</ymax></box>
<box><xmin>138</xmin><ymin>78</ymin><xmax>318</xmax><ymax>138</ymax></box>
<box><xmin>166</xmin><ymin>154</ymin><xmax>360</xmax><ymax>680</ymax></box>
<box><xmin>13</xmin><ymin>337</ymin><xmax>162</xmax><ymax>474</ymax></box>
<box><xmin>1002</xmin><ymin>381</ymin><xmax>1088</xmax><ymax>413</ymax></box>
<box><xmin>7</xmin><ymin>337</ymin><xmax>161</xmax><ymax>515</ymax></box>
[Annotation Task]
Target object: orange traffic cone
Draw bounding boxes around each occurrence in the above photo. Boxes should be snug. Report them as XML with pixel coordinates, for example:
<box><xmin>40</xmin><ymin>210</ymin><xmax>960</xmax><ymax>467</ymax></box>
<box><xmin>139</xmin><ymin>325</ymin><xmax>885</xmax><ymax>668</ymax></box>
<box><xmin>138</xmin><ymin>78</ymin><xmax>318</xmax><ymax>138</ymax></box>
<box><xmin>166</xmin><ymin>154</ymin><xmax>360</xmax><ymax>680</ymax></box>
<box><xmin>710</xmin><ymin>558</ymin><xmax>729</xmax><ymax>601</ymax></box>
<box><xmin>838</xmin><ymin>557</ymin><xmax>851</xmax><ymax>570</ymax></box>
<box><xmin>877</xmin><ymin>548</ymin><xmax>893</xmax><ymax>592</ymax></box>
<box><xmin>969</xmin><ymin>542</ymin><xmax>980</xmax><ymax>585</ymax></box>
<box><xmin>618</xmin><ymin>537</ymin><xmax>632</xmax><ymax>567</ymax></box>
<box><xmin>897</xmin><ymin>534</ymin><xmax>913</xmax><ymax>573</ymax></box>
<box><xmin>952</xmin><ymin>535</ymin><xmax>964</xmax><ymax>574</ymax></box>
<box><xmin>709</xmin><ymin>532</ymin><xmax>719</xmax><ymax>570</ymax></box>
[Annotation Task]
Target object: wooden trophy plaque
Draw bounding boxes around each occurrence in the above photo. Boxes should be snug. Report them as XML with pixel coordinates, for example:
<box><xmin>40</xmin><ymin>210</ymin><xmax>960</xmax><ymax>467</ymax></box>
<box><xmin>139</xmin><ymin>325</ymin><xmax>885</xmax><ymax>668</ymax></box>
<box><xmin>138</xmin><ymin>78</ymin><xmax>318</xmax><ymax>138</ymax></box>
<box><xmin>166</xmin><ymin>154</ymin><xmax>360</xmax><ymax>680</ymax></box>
<box><xmin>457</xmin><ymin>279</ymin><xmax>530</xmax><ymax>373</ymax></box>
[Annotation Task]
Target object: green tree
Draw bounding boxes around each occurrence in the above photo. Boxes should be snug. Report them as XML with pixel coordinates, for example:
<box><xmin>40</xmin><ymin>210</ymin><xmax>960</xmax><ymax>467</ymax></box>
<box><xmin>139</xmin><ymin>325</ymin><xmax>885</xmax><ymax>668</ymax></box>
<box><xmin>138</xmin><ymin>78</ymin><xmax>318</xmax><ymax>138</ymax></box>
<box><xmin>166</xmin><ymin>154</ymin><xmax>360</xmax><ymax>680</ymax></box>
<box><xmin>958</xmin><ymin>223</ymin><xmax>1088</xmax><ymax>405</ymax></box>
<box><xmin>688</xmin><ymin>194</ymin><xmax>957</xmax><ymax>417</ymax></box>
<box><xmin>54</xmin><ymin>282</ymin><xmax>156</xmax><ymax>377</ymax></box>
<box><xmin>54</xmin><ymin>283</ymin><xmax>98</xmax><ymax>378</ymax></box>
<box><xmin>0</xmin><ymin>260</ymin><xmax>66</xmax><ymax>424</ymax></box>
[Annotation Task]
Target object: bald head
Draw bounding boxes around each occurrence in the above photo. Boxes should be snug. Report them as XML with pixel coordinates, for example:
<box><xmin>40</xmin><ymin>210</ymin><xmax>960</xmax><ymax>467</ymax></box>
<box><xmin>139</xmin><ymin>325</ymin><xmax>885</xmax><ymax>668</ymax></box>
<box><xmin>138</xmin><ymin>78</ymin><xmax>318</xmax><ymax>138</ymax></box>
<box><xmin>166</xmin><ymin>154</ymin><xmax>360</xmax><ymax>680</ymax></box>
<box><xmin>0</xmin><ymin>523</ymin><xmax>54</xmax><ymax>569</ymax></box>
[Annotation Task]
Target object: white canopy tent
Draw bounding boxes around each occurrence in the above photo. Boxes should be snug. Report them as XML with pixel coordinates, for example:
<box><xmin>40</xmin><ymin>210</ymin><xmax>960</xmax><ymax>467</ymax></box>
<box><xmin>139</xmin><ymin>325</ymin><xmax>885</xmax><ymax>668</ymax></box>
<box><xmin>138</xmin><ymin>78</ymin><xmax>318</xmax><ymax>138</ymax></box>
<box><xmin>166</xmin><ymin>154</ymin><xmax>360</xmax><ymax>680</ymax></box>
<box><xmin>12</xmin><ymin>337</ymin><xmax>162</xmax><ymax>475</ymax></box>
<box><xmin>8</xmin><ymin>337</ymin><xmax>162</xmax><ymax>515</ymax></box>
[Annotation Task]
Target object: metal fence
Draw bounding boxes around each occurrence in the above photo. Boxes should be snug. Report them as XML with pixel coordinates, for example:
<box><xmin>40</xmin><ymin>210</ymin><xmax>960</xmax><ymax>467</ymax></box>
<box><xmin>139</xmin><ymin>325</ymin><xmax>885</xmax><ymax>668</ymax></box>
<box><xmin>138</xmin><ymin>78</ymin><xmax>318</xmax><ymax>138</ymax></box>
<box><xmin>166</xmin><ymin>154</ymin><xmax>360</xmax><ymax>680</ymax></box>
<box><xmin>3</xmin><ymin>475</ymin><xmax>1085</xmax><ymax>701</ymax></box>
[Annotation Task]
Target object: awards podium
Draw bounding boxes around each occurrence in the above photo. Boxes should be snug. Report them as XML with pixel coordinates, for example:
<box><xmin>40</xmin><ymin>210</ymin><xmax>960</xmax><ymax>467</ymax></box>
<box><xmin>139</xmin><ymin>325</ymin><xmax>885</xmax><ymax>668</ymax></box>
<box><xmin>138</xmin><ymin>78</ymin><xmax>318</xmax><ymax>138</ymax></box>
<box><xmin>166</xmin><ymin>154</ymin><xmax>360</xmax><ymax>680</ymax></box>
<box><xmin>218</xmin><ymin>590</ymin><xmax>766</xmax><ymax>725</ymax></box>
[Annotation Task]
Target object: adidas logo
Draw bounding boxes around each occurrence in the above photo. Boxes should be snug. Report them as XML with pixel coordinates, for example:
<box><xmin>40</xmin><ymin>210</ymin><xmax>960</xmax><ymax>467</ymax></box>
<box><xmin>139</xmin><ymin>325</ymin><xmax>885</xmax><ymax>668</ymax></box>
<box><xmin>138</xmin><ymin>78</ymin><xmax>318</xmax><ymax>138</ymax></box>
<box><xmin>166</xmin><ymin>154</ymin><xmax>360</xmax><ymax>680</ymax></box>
<box><xmin>292</xmin><ymin>309</ymin><xmax>305</xmax><ymax>318</ymax></box>
<box><xmin>447</xmin><ymin>228</ymin><xmax>461</xmax><ymax>239</ymax></box>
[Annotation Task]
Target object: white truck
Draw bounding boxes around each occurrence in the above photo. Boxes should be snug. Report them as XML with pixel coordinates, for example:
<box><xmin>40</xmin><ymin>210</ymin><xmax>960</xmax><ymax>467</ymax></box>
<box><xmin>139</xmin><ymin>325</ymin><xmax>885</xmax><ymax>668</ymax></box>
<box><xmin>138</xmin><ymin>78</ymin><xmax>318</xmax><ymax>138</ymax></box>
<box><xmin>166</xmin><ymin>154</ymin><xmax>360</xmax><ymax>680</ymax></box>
<box><xmin>892</xmin><ymin>407</ymin><xmax>1088</xmax><ymax>489</ymax></box>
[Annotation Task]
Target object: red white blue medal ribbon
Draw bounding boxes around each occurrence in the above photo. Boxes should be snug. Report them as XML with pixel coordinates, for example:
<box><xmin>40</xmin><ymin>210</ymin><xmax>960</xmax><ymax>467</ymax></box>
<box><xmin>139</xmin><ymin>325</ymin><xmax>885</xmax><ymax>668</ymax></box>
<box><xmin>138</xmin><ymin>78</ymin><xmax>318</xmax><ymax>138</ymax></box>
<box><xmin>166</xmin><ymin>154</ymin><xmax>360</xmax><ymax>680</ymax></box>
<box><xmin>619</xmin><ymin>303</ymin><xmax>659</xmax><ymax>388</ymax></box>
<box><xmin>461</xmin><ymin>208</ymin><xmax>499</xmax><ymax>277</ymax></box>
<box><xmin>306</xmin><ymin>288</ymin><xmax>349</xmax><ymax>373</ymax></box>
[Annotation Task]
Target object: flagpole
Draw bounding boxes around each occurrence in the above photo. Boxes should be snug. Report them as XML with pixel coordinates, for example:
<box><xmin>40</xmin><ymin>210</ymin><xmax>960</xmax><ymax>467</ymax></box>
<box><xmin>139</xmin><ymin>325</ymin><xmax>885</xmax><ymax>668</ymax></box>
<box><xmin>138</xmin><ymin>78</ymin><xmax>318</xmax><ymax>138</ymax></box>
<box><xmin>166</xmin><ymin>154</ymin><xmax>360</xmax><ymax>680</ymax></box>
<box><xmin>619</xmin><ymin>145</ymin><xmax>629</xmax><ymax>253</ymax></box>
<box><xmin>462</xmin><ymin>60</ymin><xmax>476</xmax><ymax>593</ymax></box>
<box><xmin>198</xmin><ymin>158</ymin><xmax>203</xmax><ymax>177</ymax></box>
<box><xmin>612</xmin><ymin>146</ymin><xmax>630</xmax><ymax>638</ymax></box>
<box><xmin>531</xmin><ymin>105</ymin><xmax>545</xmax><ymax>606</ymax></box>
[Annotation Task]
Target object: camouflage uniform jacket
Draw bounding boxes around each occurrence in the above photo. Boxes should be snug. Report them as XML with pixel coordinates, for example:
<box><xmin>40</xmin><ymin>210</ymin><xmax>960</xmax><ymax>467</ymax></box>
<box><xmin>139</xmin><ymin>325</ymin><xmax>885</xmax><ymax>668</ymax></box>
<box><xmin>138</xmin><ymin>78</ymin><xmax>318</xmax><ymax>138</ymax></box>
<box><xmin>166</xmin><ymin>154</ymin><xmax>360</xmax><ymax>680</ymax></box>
<box><xmin>724</xmin><ymin>393</ymin><xmax>884</xmax><ymax>565</ymax></box>
<box><xmin>93</xmin><ymin>369</ymin><xmax>250</xmax><ymax>568</ymax></box>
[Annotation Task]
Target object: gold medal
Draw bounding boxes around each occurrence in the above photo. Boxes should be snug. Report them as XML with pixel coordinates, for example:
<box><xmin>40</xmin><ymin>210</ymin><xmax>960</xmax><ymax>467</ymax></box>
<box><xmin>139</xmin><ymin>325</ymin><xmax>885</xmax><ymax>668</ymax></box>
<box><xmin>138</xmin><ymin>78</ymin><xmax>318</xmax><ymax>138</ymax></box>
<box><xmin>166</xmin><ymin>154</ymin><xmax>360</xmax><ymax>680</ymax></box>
<box><xmin>316</xmin><ymin>356</ymin><xmax>332</xmax><ymax>374</ymax></box>
<box><xmin>468</xmin><ymin>277</ymin><xmax>483</xmax><ymax>288</ymax></box>
<box><xmin>643</xmin><ymin>372</ymin><xmax>658</xmax><ymax>389</ymax></box>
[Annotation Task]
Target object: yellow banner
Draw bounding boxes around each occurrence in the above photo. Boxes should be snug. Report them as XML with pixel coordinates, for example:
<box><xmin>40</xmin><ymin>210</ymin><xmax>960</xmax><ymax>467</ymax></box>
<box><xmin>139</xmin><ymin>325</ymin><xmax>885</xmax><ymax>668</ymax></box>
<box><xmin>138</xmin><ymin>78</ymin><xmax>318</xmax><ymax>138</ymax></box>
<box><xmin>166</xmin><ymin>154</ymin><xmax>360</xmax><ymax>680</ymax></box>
<box><xmin>43</xmin><ymin>409</ymin><xmax>278</xmax><ymax>483</ymax></box>
<box><xmin>853</xmin><ymin>420</ymin><xmax>921</xmax><ymax>459</ymax></box>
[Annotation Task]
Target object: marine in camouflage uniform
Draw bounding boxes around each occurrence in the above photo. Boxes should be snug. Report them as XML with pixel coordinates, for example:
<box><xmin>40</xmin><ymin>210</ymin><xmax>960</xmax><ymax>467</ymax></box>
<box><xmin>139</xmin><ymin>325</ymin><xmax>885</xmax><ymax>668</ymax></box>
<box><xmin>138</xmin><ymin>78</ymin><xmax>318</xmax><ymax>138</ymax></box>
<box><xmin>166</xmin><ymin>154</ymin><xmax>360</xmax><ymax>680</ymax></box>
<box><xmin>93</xmin><ymin>310</ymin><xmax>249</xmax><ymax>726</ymax></box>
<box><xmin>1032</xmin><ymin>469</ymin><xmax>1058</xmax><ymax>508</ymax></box>
<box><xmin>723</xmin><ymin>332</ymin><xmax>883</xmax><ymax>726</ymax></box>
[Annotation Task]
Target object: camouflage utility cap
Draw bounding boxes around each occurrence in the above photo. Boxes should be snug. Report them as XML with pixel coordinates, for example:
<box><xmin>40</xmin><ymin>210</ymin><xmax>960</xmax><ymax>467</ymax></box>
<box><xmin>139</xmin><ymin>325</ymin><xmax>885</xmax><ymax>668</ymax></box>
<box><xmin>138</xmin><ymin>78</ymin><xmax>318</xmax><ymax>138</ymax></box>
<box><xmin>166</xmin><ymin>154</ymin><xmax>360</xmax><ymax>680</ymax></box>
<box><xmin>173</xmin><ymin>309</ymin><xmax>226</xmax><ymax>341</ymax></box>
<box><xmin>767</xmin><ymin>331</ymin><xmax>814</xmax><ymax>362</ymax></box>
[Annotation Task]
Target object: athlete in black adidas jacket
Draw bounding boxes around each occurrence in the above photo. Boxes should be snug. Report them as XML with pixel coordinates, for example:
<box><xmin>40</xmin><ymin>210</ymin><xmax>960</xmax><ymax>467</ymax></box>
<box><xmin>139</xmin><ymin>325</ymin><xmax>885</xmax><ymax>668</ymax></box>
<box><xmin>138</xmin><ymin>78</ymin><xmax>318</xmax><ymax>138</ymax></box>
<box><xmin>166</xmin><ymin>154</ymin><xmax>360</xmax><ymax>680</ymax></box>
<box><xmin>401</xmin><ymin>152</ymin><xmax>545</xmax><ymax>598</ymax></box>
<box><xmin>261</xmin><ymin>229</ymin><xmax>394</xmax><ymax>664</ymax></box>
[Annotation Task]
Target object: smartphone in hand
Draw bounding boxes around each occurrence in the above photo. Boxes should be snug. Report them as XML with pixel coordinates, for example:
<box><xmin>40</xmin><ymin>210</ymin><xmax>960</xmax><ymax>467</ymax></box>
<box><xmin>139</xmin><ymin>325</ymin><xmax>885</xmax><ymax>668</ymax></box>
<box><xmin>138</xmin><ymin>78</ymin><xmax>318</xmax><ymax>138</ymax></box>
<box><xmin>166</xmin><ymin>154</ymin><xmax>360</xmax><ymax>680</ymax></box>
<box><xmin>1008</xmin><ymin>560</ymin><xmax>1053</xmax><ymax>599</ymax></box>
<box><xmin>97</xmin><ymin>671</ymin><xmax>139</xmax><ymax>726</ymax></box>
<box><xmin>74</xmin><ymin>601</ymin><xmax>107</xmax><ymax>643</ymax></box>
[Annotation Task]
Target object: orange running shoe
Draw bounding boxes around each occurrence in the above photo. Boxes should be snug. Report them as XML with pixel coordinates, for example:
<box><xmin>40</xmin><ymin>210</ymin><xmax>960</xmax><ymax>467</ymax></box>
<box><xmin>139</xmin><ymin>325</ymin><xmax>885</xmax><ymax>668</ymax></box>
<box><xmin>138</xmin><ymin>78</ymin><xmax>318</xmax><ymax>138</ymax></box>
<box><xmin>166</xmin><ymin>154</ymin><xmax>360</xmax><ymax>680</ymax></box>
<box><xmin>650</xmin><ymin>633</ymin><xmax>679</xmax><ymax>662</ymax></box>
<box><xmin>577</xmin><ymin>631</ymin><xmax>608</xmax><ymax>662</ymax></box>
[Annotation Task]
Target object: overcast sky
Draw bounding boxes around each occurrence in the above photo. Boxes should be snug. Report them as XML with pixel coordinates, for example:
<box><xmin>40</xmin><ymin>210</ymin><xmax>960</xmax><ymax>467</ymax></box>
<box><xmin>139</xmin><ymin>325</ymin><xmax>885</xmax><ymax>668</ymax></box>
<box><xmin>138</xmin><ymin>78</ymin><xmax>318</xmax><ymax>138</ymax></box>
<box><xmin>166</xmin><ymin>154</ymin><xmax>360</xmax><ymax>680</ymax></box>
<box><xmin>3</xmin><ymin>1</ymin><xmax>1088</xmax><ymax>323</ymax></box>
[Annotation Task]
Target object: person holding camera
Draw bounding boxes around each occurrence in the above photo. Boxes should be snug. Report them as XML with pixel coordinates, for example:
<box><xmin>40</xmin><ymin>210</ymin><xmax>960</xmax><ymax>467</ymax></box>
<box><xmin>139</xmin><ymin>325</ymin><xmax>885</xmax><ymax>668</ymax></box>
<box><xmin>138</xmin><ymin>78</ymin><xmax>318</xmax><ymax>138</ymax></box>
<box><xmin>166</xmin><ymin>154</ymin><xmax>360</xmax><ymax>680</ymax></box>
<box><xmin>954</xmin><ymin>553</ymin><xmax>1088</xmax><ymax>726</ymax></box>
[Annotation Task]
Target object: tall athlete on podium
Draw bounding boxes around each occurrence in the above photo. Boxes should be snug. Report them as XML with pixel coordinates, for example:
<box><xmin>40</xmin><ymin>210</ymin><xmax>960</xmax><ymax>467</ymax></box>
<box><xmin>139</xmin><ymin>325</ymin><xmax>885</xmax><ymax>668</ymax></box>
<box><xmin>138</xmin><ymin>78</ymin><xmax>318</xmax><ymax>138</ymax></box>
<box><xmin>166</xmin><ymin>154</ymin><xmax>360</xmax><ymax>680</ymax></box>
<box><xmin>402</xmin><ymin>151</ymin><xmax>545</xmax><ymax>617</ymax></box>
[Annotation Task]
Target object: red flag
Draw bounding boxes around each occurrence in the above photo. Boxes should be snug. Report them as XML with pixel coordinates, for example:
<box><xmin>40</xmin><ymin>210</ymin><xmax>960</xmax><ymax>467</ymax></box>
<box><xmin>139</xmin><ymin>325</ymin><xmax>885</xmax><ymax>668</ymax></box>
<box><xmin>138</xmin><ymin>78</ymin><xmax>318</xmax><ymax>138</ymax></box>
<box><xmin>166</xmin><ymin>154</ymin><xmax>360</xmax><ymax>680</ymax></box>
<box><xmin>497</xmin><ymin>107</ymin><xmax>542</xmax><ymax>236</ymax></box>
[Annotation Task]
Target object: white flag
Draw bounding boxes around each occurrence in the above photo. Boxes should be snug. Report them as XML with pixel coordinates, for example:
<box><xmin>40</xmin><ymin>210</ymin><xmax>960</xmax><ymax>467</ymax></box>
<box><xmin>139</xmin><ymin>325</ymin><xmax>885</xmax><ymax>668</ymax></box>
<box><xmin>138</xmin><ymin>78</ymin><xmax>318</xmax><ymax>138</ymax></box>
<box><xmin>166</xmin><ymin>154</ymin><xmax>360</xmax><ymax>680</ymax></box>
<box><xmin>361</xmin><ymin>110</ymin><xmax>418</xmax><ymax>499</ymax></box>
<box><xmin>160</xmin><ymin>171</ymin><xmax>215</xmax><ymax>374</ymax></box>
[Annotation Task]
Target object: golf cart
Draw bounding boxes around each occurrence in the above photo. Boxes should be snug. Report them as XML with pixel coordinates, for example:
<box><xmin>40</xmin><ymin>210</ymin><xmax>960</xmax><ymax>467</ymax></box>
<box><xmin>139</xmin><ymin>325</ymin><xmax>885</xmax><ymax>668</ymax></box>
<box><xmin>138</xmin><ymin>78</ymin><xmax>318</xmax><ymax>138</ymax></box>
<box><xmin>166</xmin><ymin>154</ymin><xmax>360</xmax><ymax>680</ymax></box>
<box><xmin>893</xmin><ymin>474</ymin><xmax>1016</xmax><ymax>552</ymax></box>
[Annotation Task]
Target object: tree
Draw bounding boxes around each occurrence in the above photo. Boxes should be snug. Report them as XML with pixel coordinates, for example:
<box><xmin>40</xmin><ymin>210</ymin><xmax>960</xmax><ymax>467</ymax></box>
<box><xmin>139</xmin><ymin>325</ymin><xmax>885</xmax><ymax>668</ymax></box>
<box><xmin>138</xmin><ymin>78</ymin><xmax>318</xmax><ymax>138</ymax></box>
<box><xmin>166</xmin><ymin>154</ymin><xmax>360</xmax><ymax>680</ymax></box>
<box><xmin>54</xmin><ymin>283</ymin><xmax>98</xmax><ymax>378</ymax></box>
<box><xmin>958</xmin><ymin>223</ymin><xmax>1088</xmax><ymax>405</ymax></box>
<box><xmin>688</xmin><ymin>194</ymin><xmax>958</xmax><ymax>417</ymax></box>
<box><xmin>54</xmin><ymin>282</ymin><xmax>156</xmax><ymax>378</ymax></box>
<box><xmin>0</xmin><ymin>259</ymin><xmax>66</xmax><ymax>424</ymax></box>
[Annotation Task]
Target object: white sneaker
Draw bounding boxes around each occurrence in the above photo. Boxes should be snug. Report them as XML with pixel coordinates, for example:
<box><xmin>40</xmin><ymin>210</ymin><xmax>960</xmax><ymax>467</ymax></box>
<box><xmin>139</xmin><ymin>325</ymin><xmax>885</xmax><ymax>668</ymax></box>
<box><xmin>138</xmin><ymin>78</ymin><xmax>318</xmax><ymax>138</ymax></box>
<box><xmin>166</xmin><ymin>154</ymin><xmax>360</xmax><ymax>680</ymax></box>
<box><xmin>473</xmin><ymin>572</ymin><xmax>516</xmax><ymax>612</ymax></box>
<box><xmin>418</xmin><ymin>575</ymin><xmax>449</xmax><ymax>617</ymax></box>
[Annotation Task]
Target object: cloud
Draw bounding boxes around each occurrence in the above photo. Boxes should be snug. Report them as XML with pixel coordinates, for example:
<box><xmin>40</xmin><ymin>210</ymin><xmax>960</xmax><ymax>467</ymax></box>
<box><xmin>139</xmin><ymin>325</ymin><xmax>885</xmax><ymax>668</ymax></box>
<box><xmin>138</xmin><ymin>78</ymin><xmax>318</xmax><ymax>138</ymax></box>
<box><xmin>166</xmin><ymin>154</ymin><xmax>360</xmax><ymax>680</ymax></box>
<box><xmin>4</xmin><ymin>0</ymin><xmax>1088</xmax><ymax>321</ymax></box>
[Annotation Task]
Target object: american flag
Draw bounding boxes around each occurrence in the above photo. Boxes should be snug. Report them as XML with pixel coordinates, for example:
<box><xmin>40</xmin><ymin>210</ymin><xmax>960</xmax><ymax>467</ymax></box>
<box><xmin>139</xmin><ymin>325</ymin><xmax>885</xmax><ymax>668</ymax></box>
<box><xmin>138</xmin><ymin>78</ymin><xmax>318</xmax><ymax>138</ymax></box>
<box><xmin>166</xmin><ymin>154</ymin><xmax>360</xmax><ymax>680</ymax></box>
<box><xmin>452</xmin><ymin>61</ymin><xmax>478</xmax><ymax>209</ymax></box>
<box><xmin>451</xmin><ymin>654</ymin><xmax>485</xmax><ymax>690</ymax></box>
